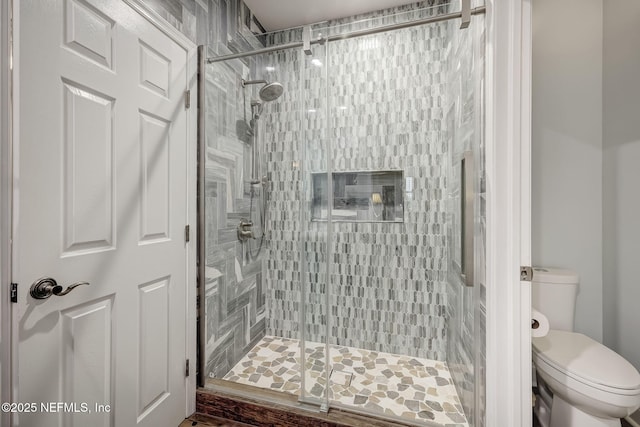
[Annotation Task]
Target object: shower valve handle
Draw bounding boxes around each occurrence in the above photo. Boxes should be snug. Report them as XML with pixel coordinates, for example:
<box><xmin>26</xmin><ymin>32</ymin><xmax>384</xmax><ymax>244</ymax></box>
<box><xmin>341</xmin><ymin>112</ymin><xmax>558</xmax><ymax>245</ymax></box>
<box><xmin>238</xmin><ymin>230</ymin><xmax>256</xmax><ymax>240</ymax></box>
<box><xmin>238</xmin><ymin>220</ymin><xmax>256</xmax><ymax>241</ymax></box>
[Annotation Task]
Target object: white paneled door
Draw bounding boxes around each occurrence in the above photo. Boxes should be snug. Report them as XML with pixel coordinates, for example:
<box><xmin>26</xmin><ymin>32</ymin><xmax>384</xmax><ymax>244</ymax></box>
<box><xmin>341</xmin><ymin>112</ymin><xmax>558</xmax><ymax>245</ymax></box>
<box><xmin>16</xmin><ymin>1</ymin><xmax>191</xmax><ymax>426</ymax></box>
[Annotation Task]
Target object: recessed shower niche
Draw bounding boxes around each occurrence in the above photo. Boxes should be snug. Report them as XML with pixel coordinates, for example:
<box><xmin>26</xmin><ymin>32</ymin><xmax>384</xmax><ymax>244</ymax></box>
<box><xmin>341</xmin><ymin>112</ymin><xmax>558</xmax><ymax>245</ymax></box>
<box><xmin>311</xmin><ymin>170</ymin><xmax>404</xmax><ymax>222</ymax></box>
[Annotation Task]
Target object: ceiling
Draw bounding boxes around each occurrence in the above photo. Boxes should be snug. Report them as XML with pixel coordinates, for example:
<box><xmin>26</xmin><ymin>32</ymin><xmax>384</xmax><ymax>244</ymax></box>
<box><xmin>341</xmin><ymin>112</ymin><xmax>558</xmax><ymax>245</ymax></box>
<box><xmin>243</xmin><ymin>0</ymin><xmax>421</xmax><ymax>32</ymax></box>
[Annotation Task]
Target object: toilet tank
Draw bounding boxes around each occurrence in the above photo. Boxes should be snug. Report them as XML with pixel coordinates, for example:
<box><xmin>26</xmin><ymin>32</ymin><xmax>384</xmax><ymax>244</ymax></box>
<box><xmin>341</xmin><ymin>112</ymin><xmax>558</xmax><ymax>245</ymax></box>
<box><xmin>531</xmin><ymin>267</ymin><xmax>579</xmax><ymax>331</ymax></box>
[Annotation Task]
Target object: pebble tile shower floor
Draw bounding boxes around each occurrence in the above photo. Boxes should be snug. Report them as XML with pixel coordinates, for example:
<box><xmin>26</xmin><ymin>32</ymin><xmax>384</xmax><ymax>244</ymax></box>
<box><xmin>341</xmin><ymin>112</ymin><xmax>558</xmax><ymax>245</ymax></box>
<box><xmin>222</xmin><ymin>336</ymin><xmax>468</xmax><ymax>426</ymax></box>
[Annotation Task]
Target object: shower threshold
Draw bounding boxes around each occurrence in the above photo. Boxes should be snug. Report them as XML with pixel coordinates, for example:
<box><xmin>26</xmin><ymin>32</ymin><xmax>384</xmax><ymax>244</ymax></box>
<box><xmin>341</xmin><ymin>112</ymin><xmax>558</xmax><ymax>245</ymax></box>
<box><xmin>207</xmin><ymin>336</ymin><xmax>468</xmax><ymax>426</ymax></box>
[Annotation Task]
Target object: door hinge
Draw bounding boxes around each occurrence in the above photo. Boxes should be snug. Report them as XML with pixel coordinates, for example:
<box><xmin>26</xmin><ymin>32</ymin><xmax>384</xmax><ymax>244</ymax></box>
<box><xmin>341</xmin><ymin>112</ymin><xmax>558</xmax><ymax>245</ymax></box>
<box><xmin>10</xmin><ymin>283</ymin><xmax>18</xmax><ymax>303</ymax></box>
<box><xmin>184</xmin><ymin>90</ymin><xmax>191</xmax><ymax>109</ymax></box>
<box><xmin>521</xmin><ymin>266</ymin><xmax>534</xmax><ymax>282</ymax></box>
<box><xmin>185</xmin><ymin>359</ymin><xmax>190</xmax><ymax>377</ymax></box>
<box><xmin>185</xmin><ymin>225</ymin><xmax>190</xmax><ymax>243</ymax></box>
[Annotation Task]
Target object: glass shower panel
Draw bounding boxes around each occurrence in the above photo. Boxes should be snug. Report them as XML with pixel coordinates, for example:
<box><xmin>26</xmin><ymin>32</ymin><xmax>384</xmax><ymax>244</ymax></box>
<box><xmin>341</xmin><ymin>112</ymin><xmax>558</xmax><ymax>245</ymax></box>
<box><xmin>202</xmin><ymin>52</ymin><xmax>268</xmax><ymax>385</ymax></box>
<box><xmin>299</xmin><ymin>32</ymin><xmax>331</xmax><ymax>406</ymax></box>
<box><xmin>323</xmin><ymin>11</ymin><xmax>485</xmax><ymax>427</ymax></box>
<box><xmin>325</xmin><ymin>24</ymin><xmax>455</xmax><ymax>422</ymax></box>
<box><xmin>201</xmin><ymin>47</ymin><xmax>304</xmax><ymax>393</ymax></box>
<box><xmin>250</xmin><ymin>46</ymin><xmax>309</xmax><ymax>400</ymax></box>
<box><xmin>445</xmin><ymin>12</ymin><xmax>486</xmax><ymax>427</ymax></box>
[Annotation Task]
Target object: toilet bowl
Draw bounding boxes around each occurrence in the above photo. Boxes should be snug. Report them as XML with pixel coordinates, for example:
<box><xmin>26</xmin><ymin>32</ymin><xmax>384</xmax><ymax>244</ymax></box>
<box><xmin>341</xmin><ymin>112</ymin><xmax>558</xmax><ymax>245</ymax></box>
<box><xmin>533</xmin><ymin>330</ymin><xmax>640</xmax><ymax>427</ymax></box>
<box><xmin>531</xmin><ymin>267</ymin><xmax>640</xmax><ymax>427</ymax></box>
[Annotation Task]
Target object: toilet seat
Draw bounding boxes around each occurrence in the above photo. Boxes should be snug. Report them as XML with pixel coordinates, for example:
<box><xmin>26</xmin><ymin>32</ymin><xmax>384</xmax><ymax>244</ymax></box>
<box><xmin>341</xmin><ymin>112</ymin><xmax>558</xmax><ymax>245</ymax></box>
<box><xmin>533</xmin><ymin>329</ymin><xmax>640</xmax><ymax>423</ymax></box>
<box><xmin>533</xmin><ymin>330</ymin><xmax>640</xmax><ymax>395</ymax></box>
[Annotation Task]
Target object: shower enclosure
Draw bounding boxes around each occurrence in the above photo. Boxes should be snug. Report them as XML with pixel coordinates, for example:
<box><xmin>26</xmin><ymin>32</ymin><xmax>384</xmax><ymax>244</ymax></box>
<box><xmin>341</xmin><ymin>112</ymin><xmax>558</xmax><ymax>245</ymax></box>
<box><xmin>198</xmin><ymin>2</ymin><xmax>486</xmax><ymax>426</ymax></box>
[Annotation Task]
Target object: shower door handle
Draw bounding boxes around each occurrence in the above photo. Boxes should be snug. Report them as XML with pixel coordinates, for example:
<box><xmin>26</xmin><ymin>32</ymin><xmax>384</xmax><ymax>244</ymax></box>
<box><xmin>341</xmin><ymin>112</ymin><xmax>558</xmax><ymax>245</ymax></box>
<box><xmin>461</xmin><ymin>151</ymin><xmax>475</xmax><ymax>287</ymax></box>
<box><xmin>29</xmin><ymin>277</ymin><xmax>90</xmax><ymax>299</ymax></box>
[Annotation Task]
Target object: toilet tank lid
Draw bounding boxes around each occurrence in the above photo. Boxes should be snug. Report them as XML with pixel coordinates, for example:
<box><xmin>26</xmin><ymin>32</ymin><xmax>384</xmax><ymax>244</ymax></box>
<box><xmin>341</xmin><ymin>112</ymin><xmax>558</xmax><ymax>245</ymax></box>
<box><xmin>532</xmin><ymin>267</ymin><xmax>579</xmax><ymax>284</ymax></box>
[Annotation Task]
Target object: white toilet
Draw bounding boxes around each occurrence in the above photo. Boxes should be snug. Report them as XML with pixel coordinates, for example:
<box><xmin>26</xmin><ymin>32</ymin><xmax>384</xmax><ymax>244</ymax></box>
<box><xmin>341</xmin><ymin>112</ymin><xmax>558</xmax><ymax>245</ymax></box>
<box><xmin>532</xmin><ymin>267</ymin><xmax>640</xmax><ymax>427</ymax></box>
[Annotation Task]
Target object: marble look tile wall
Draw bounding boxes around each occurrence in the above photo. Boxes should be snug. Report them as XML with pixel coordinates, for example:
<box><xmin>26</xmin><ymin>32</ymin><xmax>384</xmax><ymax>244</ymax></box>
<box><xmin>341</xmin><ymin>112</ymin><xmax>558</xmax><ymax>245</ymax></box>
<box><xmin>202</xmin><ymin>58</ymin><xmax>270</xmax><ymax>380</ymax></box>
<box><xmin>140</xmin><ymin>0</ymin><xmax>201</xmax><ymax>43</ymax></box>
<box><xmin>144</xmin><ymin>0</ymin><xmax>274</xmax><ymax>380</ymax></box>
<box><xmin>262</xmin><ymin>2</ymin><xmax>453</xmax><ymax>361</ymax></box>
<box><xmin>444</xmin><ymin>12</ymin><xmax>486</xmax><ymax>427</ymax></box>
<box><xmin>139</xmin><ymin>0</ymin><xmax>265</xmax><ymax>53</ymax></box>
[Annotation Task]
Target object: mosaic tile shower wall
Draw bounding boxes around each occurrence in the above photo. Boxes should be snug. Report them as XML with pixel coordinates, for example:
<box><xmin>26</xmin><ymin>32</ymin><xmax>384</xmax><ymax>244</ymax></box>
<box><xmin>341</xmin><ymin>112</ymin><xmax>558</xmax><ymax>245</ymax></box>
<box><xmin>444</xmin><ymin>12</ymin><xmax>486</xmax><ymax>427</ymax></box>
<box><xmin>144</xmin><ymin>0</ymin><xmax>275</xmax><ymax>380</ymax></box>
<box><xmin>262</xmin><ymin>2</ymin><xmax>453</xmax><ymax>361</ymax></box>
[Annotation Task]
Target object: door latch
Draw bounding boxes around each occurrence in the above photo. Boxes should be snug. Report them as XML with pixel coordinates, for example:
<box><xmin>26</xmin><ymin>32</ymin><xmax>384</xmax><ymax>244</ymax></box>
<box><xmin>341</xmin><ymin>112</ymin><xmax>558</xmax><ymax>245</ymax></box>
<box><xmin>11</xmin><ymin>283</ymin><xmax>18</xmax><ymax>303</ymax></box>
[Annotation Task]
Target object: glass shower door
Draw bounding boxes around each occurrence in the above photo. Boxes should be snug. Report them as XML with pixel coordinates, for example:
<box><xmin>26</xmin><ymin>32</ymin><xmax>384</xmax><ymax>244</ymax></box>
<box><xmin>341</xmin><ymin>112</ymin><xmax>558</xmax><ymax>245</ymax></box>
<box><xmin>299</xmin><ymin>30</ymin><xmax>331</xmax><ymax>409</ymax></box>
<box><xmin>319</xmin><ymin>9</ymin><xmax>486</xmax><ymax>427</ymax></box>
<box><xmin>444</xmin><ymin>11</ymin><xmax>486</xmax><ymax>426</ymax></box>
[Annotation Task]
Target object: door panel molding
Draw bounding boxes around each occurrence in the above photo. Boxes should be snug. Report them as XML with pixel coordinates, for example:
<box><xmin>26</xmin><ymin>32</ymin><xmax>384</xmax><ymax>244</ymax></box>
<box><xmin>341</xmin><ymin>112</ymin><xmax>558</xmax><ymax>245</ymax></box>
<box><xmin>64</xmin><ymin>0</ymin><xmax>116</xmax><ymax>70</ymax></box>
<box><xmin>61</xmin><ymin>296</ymin><xmax>114</xmax><ymax>427</ymax></box>
<box><xmin>138</xmin><ymin>276</ymin><xmax>171</xmax><ymax>419</ymax></box>
<box><xmin>138</xmin><ymin>110</ymin><xmax>171</xmax><ymax>244</ymax></box>
<box><xmin>61</xmin><ymin>78</ymin><xmax>116</xmax><ymax>256</ymax></box>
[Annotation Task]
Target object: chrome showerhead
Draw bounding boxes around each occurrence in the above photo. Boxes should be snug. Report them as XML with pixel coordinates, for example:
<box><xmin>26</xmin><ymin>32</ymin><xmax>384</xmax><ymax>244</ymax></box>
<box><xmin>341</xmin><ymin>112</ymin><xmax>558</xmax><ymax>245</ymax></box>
<box><xmin>258</xmin><ymin>82</ymin><xmax>283</xmax><ymax>102</ymax></box>
<box><xmin>242</xmin><ymin>79</ymin><xmax>284</xmax><ymax>102</ymax></box>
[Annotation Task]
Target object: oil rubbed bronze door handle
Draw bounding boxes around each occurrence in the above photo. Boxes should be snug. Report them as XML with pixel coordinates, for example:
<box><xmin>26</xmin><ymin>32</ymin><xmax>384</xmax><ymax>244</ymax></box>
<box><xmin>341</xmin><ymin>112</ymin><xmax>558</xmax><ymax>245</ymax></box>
<box><xmin>29</xmin><ymin>277</ymin><xmax>90</xmax><ymax>299</ymax></box>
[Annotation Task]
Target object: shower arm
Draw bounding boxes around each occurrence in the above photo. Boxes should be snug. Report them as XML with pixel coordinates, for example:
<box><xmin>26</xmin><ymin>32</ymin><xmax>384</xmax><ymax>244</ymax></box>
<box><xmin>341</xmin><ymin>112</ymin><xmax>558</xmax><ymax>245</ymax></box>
<box><xmin>242</xmin><ymin>79</ymin><xmax>267</xmax><ymax>87</ymax></box>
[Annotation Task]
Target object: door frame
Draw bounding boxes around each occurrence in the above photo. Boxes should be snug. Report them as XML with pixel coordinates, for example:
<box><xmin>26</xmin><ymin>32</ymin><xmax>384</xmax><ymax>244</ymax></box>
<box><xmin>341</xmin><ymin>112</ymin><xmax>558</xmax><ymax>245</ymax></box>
<box><xmin>485</xmin><ymin>1</ymin><xmax>532</xmax><ymax>426</ymax></box>
<box><xmin>2</xmin><ymin>0</ymin><xmax>198</xmax><ymax>422</ymax></box>
<box><xmin>1</xmin><ymin>1</ymin><xmax>13</xmax><ymax>427</ymax></box>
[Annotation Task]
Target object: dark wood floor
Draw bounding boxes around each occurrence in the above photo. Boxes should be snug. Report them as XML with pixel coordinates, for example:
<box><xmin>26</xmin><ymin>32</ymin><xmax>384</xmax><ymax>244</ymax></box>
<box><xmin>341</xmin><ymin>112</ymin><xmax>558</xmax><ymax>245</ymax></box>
<box><xmin>196</xmin><ymin>381</ymin><xmax>416</xmax><ymax>427</ymax></box>
<box><xmin>179</xmin><ymin>414</ymin><xmax>255</xmax><ymax>427</ymax></box>
<box><xmin>184</xmin><ymin>412</ymin><xmax>635</xmax><ymax>427</ymax></box>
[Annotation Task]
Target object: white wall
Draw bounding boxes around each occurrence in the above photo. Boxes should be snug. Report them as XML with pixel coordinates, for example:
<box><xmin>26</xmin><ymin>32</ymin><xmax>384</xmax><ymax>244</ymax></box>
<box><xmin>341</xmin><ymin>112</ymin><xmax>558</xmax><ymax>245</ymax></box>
<box><xmin>603</xmin><ymin>1</ymin><xmax>640</xmax><ymax>371</ymax></box>
<box><xmin>532</xmin><ymin>0</ymin><xmax>603</xmax><ymax>341</ymax></box>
